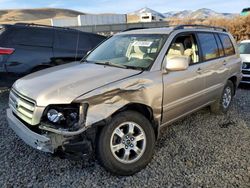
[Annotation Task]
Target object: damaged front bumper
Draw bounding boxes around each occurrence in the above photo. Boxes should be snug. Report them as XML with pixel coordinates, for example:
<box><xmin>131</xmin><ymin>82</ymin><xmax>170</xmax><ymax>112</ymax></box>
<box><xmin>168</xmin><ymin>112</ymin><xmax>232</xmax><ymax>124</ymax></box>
<box><xmin>7</xmin><ymin>108</ymin><xmax>93</xmax><ymax>155</ymax></box>
<box><xmin>7</xmin><ymin>108</ymin><xmax>54</xmax><ymax>153</ymax></box>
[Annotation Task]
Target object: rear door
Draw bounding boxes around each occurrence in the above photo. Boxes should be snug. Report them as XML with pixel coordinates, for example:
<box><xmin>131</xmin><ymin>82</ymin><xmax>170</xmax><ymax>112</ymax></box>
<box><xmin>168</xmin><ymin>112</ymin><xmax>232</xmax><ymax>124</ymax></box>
<box><xmin>4</xmin><ymin>27</ymin><xmax>54</xmax><ymax>74</ymax></box>
<box><xmin>196</xmin><ymin>32</ymin><xmax>228</xmax><ymax>101</ymax></box>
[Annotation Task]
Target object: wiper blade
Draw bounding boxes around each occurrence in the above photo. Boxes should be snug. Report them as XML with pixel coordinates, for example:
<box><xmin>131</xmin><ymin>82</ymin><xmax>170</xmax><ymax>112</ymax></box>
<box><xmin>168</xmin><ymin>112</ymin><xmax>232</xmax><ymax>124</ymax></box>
<box><xmin>94</xmin><ymin>61</ymin><xmax>127</xmax><ymax>69</ymax></box>
<box><xmin>122</xmin><ymin>65</ymin><xmax>145</xmax><ymax>71</ymax></box>
<box><xmin>87</xmin><ymin>60</ymin><xmax>145</xmax><ymax>71</ymax></box>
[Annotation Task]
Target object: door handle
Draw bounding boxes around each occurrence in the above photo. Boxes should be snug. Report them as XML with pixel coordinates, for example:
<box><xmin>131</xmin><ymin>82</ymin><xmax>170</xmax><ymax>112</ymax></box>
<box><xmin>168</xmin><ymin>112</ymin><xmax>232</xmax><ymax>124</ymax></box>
<box><xmin>196</xmin><ymin>67</ymin><xmax>202</xmax><ymax>74</ymax></box>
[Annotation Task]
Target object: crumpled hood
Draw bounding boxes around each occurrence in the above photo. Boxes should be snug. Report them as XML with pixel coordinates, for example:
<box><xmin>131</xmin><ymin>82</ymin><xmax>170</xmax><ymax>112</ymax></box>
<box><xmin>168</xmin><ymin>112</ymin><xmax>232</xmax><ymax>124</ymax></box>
<box><xmin>240</xmin><ymin>54</ymin><xmax>250</xmax><ymax>62</ymax></box>
<box><xmin>13</xmin><ymin>62</ymin><xmax>140</xmax><ymax>106</ymax></box>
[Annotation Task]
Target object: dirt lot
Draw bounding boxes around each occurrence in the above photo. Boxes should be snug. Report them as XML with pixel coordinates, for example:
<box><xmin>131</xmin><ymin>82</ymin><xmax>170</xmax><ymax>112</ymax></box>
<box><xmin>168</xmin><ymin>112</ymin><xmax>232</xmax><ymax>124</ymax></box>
<box><xmin>0</xmin><ymin>86</ymin><xmax>249</xmax><ymax>187</ymax></box>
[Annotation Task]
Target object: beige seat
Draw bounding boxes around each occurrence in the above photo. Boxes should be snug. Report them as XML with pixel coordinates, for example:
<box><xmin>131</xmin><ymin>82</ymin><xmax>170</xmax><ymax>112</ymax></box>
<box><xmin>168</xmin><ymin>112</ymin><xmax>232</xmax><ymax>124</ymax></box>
<box><xmin>129</xmin><ymin>46</ymin><xmax>147</xmax><ymax>60</ymax></box>
<box><xmin>167</xmin><ymin>43</ymin><xmax>184</xmax><ymax>60</ymax></box>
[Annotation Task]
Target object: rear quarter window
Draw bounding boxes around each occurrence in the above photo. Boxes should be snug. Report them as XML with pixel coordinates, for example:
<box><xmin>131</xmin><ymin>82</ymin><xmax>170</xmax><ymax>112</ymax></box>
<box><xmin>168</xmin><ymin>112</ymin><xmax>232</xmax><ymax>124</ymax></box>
<box><xmin>77</xmin><ymin>33</ymin><xmax>92</xmax><ymax>50</ymax></box>
<box><xmin>197</xmin><ymin>33</ymin><xmax>220</xmax><ymax>61</ymax></box>
<box><xmin>12</xmin><ymin>28</ymin><xmax>53</xmax><ymax>47</ymax></box>
<box><xmin>54</xmin><ymin>30</ymin><xmax>78</xmax><ymax>50</ymax></box>
<box><xmin>89</xmin><ymin>34</ymin><xmax>106</xmax><ymax>47</ymax></box>
<box><xmin>219</xmin><ymin>34</ymin><xmax>235</xmax><ymax>56</ymax></box>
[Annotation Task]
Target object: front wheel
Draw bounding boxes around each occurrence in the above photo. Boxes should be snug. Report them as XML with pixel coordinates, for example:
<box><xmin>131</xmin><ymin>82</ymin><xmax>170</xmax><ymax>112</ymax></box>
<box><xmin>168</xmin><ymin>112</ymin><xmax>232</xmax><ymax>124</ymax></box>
<box><xmin>97</xmin><ymin>111</ymin><xmax>156</xmax><ymax>176</ymax></box>
<box><xmin>210</xmin><ymin>80</ymin><xmax>234</xmax><ymax>114</ymax></box>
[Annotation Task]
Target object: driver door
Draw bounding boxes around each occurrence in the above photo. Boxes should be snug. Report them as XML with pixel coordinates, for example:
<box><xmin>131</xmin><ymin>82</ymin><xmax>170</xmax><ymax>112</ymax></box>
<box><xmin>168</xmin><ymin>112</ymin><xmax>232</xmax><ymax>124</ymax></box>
<box><xmin>161</xmin><ymin>33</ymin><xmax>207</xmax><ymax>124</ymax></box>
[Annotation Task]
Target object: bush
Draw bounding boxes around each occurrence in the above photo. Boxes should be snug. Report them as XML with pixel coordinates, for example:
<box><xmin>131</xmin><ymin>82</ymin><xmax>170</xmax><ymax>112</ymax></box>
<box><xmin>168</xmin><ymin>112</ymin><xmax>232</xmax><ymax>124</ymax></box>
<box><xmin>169</xmin><ymin>15</ymin><xmax>250</xmax><ymax>42</ymax></box>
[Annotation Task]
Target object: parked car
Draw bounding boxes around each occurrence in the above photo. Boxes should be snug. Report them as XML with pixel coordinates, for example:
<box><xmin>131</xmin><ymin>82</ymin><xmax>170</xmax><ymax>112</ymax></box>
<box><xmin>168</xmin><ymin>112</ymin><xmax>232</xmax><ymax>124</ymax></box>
<box><xmin>7</xmin><ymin>25</ymin><xmax>242</xmax><ymax>175</ymax></box>
<box><xmin>239</xmin><ymin>40</ymin><xmax>250</xmax><ymax>83</ymax></box>
<box><xmin>0</xmin><ymin>23</ymin><xmax>106</xmax><ymax>87</ymax></box>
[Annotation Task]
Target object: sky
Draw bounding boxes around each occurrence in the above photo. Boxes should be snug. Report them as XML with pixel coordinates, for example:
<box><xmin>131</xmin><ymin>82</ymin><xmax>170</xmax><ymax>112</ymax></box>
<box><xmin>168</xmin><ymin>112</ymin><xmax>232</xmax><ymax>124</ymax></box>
<box><xmin>0</xmin><ymin>0</ymin><xmax>249</xmax><ymax>14</ymax></box>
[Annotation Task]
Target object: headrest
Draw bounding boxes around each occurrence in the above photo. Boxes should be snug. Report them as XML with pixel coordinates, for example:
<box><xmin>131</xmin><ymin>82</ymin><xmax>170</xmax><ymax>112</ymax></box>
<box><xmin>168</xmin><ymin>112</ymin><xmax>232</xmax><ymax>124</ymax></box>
<box><xmin>134</xmin><ymin>45</ymin><xmax>147</xmax><ymax>54</ymax></box>
<box><xmin>168</xmin><ymin>43</ymin><xmax>184</xmax><ymax>55</ymax></box>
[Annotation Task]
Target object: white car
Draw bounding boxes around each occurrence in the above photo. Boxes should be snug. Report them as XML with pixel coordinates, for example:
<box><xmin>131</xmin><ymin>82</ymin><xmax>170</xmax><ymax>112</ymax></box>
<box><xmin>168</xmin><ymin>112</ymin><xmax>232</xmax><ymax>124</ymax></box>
<box><xmin>239</xmin><ymin>40</ymin><xmax>250</xmax><ymax>83</ymax></box>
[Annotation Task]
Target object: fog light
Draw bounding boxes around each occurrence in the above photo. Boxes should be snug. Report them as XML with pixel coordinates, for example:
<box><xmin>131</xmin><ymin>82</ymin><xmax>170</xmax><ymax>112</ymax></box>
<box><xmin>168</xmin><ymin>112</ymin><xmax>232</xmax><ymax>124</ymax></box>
<box><xmin>47</xmin><ymin>109</ymin><xmax>64</xmax><ymax>123</ymax></box>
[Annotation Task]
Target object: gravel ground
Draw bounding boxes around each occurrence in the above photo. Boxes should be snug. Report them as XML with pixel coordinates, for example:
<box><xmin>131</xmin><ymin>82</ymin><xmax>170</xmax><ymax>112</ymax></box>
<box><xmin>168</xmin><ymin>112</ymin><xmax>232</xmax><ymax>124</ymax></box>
<box><xmin>0</xmin><ymin>85</ymin><xmax>249</xmax><ymax>187</ymax></box>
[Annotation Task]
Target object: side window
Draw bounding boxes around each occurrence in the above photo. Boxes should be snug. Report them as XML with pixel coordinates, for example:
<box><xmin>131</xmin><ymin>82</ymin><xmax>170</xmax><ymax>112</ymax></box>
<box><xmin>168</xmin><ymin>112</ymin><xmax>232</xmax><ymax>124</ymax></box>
<box><xmin>12</xmin><ymin>28</ymin><xmax>53</xmax><ymax>47</ymax></box>
<box><xmin>166</xmin><ymin>33</ymin><xmax>200</xmax><ymax>64</ymax></box>
<box><xmin>197</xmin><ymin>33</ymin><xmax>219</xmax><ymax>61</ymax></box>
<box><xmin>54</xmin><ymin>30</ymin><xmax>78</xmax><ymax>50</ymax></box>
<box><xmin>214</xmin><ymin>34</ymin><xmax>224</xmax><ymax>57</ymax></box>
<box><xmin>89</xmin><ymin>34</ymin><xmax>106</xmax><ymax>47</ymax></box>
<box><xmin>219</xmin><ymin>34</ymin><xmax>235</xmax><ymax>56</ymax></box>
<box><xmin>78</xmin><ymin>34</ymin><xmax>92</xmax><ymax>50</ymax></box>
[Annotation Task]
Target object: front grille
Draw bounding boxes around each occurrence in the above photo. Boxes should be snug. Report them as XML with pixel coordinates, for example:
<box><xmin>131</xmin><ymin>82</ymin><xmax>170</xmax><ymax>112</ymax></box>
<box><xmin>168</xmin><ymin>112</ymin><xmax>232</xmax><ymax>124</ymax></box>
<box><xmin>242</xmin><ymin>70</ymin><xmax>250</xmax><ymax>75</ymax></box>
<box><xmin>9</xmin><ymin>89</ymin><xmax>36</xmax><ymax>125</ymax></box>
<box><xmin>242</xmin><ymin>62</ymin><xmax>250</xmax><ymax>69</ymax></box>
<box><xmin>242</xmin><ymin>77</ymin><xmax>250</xmax><ymax>82</ymax></box>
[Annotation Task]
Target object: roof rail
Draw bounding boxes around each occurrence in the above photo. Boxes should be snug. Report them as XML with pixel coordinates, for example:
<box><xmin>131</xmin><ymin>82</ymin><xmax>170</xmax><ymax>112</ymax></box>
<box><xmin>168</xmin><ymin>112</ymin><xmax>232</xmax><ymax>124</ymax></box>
<box><xmin>122</xmin><ymin>27</ymin><xmax>148</xmax><ymax>32</ymax></box>
<box><xmin>173</xmin><ymin>24</ymin><xmax>227</xmax><ymax>32</ymax></box>
<box><xmin>14</xmin><ymin>22</ymin><xmax>75</xmax><ymax>31</ymax></box>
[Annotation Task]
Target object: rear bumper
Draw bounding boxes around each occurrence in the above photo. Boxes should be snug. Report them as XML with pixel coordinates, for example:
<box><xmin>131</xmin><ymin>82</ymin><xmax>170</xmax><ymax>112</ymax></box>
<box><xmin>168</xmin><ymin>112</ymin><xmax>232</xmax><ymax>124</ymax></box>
<box><xmin>7</xmin><ymin>108</ymin><xmax>54</xmax><ymax>153</ymax></box>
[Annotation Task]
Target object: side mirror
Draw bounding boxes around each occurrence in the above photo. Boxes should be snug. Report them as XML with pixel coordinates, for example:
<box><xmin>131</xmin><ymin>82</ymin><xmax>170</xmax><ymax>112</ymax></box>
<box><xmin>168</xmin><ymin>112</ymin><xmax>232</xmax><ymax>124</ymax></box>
<box><xmin>165</xmin><ymin>56</ymin><xmax>190</xmax><ymax>71</ymax></box>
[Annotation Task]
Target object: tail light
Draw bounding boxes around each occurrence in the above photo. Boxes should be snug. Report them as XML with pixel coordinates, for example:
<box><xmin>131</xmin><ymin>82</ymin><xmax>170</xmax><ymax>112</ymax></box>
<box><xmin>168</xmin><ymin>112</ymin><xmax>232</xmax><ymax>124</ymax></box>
<box><xmin>0</xmin><ymin>47</ymin><xmax>15</xmax><ymax>55</ymax></box>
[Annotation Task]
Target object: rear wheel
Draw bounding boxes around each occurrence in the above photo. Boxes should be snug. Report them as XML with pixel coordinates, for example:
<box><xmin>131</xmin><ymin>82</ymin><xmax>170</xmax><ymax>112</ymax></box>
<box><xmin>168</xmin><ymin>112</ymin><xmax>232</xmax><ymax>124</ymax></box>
<box><xmin>97</xmin><ymin>111</ymin><xmax>155</xmax><ymax>176</ymax></box>
<box><xmin>210</xmin><ymin>80</ymin><xmax>234</xmax><ymax>114</ymax></box>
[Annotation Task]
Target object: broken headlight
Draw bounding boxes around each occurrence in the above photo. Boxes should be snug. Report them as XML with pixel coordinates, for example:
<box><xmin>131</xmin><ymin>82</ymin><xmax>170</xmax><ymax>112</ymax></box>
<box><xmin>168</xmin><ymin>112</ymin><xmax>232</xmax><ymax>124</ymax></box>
<box><xmin>47</xmin><ymin>109</ymin><xmax>65</xmax><ymax>123</ymax></box>
<box><xmin>43</xmin><ymin>104</ymin><xmax>80</xmax><ymax>129</ymax></box>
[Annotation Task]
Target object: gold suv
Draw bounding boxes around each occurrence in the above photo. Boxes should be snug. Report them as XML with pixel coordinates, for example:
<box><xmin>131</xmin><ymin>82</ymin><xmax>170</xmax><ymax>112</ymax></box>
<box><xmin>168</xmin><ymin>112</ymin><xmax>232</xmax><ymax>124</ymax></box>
<box><xmin>7</xmin><ymin>25</ymin><xmax>242</xmax><ymax>175</ymax></box>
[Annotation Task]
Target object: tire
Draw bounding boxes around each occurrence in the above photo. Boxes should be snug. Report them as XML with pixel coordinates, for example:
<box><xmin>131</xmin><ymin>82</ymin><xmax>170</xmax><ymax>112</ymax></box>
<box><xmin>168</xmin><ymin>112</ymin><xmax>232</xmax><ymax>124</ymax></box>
<box><xmin>210</xmin><ymin>80</ymin><xmax>234</xmax><ymax>114</ymax></box>
<box><xmin>97</xmin><ymin>111</ymin><xmax>156</xmax><ymax>176</ymax></box>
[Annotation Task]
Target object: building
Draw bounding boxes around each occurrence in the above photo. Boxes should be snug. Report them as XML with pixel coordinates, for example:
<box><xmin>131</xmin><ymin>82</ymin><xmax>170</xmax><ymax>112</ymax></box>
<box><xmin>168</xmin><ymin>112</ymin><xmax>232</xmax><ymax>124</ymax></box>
<box><xmin>51</xmin><ymin>14</ymin><xmax>127</xmax><ymax>27</ymax></box>
<box><xmin>140</xmin><ymin>12</ymin><xmax>163</xmax><ymax>22</ymax></box>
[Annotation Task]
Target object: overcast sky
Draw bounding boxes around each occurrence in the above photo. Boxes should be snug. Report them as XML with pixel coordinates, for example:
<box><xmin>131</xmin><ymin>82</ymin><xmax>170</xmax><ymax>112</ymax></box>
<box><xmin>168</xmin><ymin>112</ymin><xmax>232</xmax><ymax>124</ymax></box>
<box><xmin>0</xmin><ymin>0</ymin><xmax>249</xmax><ymax>13</ymax></box>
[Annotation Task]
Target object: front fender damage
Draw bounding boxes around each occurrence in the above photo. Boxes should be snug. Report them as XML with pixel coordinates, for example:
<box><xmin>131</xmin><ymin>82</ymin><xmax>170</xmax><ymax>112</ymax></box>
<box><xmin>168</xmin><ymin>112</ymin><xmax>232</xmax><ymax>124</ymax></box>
<box><xmin>75</xmin><ymin>73</ymin><xmax>163</xmax><ymax>129</ymax></box>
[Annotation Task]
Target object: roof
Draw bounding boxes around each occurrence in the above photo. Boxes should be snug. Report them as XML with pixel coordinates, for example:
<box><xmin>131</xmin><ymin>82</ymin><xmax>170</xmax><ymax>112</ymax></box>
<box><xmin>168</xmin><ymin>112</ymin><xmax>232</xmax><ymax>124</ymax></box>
<box><xmin>1</xmin><ymin>23</ymin><xmax>75</xmax><ymax>31</ymax></box>
<box><xmin>118</xmin><ymin>25</ymin><xmax>228</xmax><ymax>35</ymax></box>
<box><xmin>118</xmin><ymin>27</ymin><xmax>174</xmax><ymax>35</ymax></box>
<box><xmin>0</xmin><ymin>23</ymin><xmax>104</xmax><ymax>36</ymax></box>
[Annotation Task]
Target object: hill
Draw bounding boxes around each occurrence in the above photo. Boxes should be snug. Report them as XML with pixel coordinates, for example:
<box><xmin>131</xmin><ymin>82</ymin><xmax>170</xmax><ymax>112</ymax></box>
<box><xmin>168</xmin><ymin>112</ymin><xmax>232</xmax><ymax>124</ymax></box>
<box><xmin>0</xmin><ymin>8</ymin><xmax>85</xmax><ymax>25</ymax></box>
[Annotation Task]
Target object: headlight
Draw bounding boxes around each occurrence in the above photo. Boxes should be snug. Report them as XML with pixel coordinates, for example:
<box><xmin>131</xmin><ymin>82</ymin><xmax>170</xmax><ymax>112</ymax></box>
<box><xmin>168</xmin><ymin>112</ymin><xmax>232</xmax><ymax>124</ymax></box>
<box><xmin>44</xmin><ymin>104</ymin><xmax>80</xmax><ymax>128</ymax></box>
<box><xmin>47</xmin><ymin>109</ymin><xmax>65</xmax><ymax>123</ymax></box>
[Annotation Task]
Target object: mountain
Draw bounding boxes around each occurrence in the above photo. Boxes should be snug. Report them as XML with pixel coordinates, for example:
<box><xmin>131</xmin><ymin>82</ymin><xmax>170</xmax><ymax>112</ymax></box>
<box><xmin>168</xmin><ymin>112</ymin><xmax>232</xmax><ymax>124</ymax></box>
<box><xmin>0</xmin><ymin>8</ymin><xmax>85</xmax><ymax>25</ymax></box>
<box><xmin>129</xmin><ymin>7</ymin><xmax>236</xmax><ymax>20</ymax></box>
<box><xmin>164</xmin><ymin>8</ymin><xmax>237</xmax><ymax>19</ymax></box>
<box><xmin>0</xmin><ymin>7</ymin><xmax>238</xmax><ymax>26</ymax></box>
<box><xmin>128</xmin><ymin>7</ymin><xmax>166</xmax><ymax>19</ymax></box>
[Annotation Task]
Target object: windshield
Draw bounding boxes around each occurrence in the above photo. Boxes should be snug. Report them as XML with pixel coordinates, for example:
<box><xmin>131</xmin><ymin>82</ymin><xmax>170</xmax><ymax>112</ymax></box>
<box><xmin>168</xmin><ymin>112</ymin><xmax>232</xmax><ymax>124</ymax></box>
<box><xmin>85</xmin><ymin>34</ymin><xmax>168</xmax><ymax>70</ymax></box>
<box><xmin>239</xmin><ymin>43</ymin><xmax>250</xmax><ymax>54</ymax></box>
